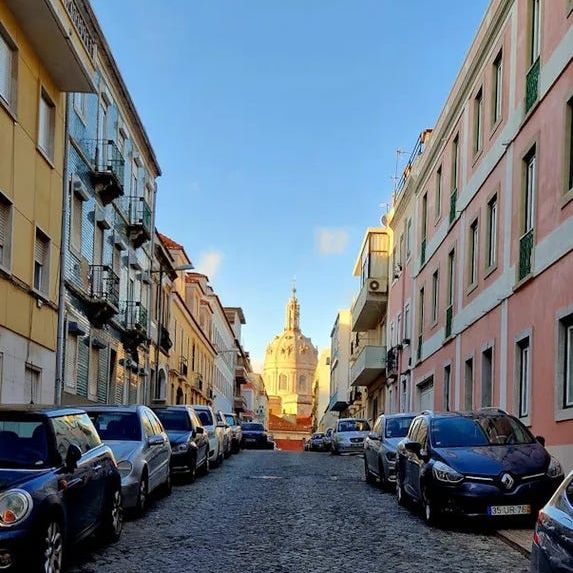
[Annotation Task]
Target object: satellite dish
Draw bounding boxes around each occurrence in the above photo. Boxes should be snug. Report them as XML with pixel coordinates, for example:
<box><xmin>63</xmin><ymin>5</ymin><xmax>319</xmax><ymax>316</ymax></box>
<box><xmin>380</xmin><ymin>214</ymin><xmax>388</xmax><ymax>227</ymax></box>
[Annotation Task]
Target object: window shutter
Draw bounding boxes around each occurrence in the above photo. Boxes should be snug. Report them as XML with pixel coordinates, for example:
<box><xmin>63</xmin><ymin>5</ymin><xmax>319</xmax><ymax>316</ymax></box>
<box><xmin>72</xmin><ymin>194</ymin><xmax>82</xmax><ymax>250</ymax></box>
<box><xmin>0</xmin><ymin>35</ymin><xmax>12</xmax><ymax>103</ymax></box>
<box><xmin>0</xmin><ymin>200</ymin><xmax>8</xmax><ymax>247</ymax></box>
<box><xmin>35</xmin><ymin>233</ymin><xmax>48</xmax><ymax>264</ymax></box>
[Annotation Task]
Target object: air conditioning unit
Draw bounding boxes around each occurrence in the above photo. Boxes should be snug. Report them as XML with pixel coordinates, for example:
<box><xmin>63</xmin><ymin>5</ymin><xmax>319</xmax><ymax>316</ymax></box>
<box><xmin>368</xmin><ymin>278</ymin><xmax>387</xmax><ymax>293</ymax></box>
<box><xmin>72</xmin><ymin>177</ymin><xmax>89</xmax><ymax>201</ymax></box>
<box><xmin>95</xmin><ymin>205</ymin><xmax>112</xmax><ymax>230</ymax></box>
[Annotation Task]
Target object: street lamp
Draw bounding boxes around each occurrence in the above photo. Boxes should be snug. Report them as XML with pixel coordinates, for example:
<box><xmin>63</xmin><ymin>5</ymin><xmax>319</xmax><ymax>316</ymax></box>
<box><xmin>150</xmin><ymin>262</ymin><xmax>194</xmax><ymax>404</ymax></box>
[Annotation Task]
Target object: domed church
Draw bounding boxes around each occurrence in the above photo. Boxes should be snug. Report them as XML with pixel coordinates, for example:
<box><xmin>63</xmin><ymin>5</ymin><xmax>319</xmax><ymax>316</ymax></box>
<box><xmin>263</xmin><ymin>287</ymin><xmax>318</xmax><ymax>418</ymax></box>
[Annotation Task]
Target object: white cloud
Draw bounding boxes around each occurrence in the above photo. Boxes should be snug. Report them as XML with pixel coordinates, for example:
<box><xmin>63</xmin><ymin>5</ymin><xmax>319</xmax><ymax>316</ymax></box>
<box><xmin>196</xmin><ymin>250</ymin><xmax>223</xmax><ymax>278</ymax></box>
<box><xmin>315</xmin><ymin>227</ymin><xmax>349</xmax><ymax>256</ymax></box>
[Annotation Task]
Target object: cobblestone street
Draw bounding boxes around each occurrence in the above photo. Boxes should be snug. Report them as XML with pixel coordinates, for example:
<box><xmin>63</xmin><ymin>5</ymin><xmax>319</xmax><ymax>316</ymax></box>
<box><xmin>68</xmin><ymin>451</ymin><xmax>529</xmax><ymax>573</ymax></box>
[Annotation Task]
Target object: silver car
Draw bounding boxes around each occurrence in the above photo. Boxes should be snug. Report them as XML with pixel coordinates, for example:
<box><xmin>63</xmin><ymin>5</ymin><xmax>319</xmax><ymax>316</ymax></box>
<box><xmin>224</xmin><ymin>412</ymin><xmax>242</xmax><ymax>453</ymax></box>
<box><xmin>215</xmin><ymin>410</ymin><xmax>233</xmax><ymax>458</ymax></box>
<box><xmin>531</xmin><ymin>469</ymin><xmax>573</xmax><ymax>572</ymax></box>
<box><xmin>192</xmin><ymin>405</ymin><xmax>225</xmax><ymax>466</ymax></box>
<box><xmin>364</xmin><ymin>413</ymin><xmax>416</xmax><ymax>488</ymax></box>
<box><xmin>85</xmin><ymin>405</ymin><xmax>172</xmax><ymax>515</ymax></box>
<box><xmin>331</xmin><ymin>418</ymin><xmax>371</xmax><ymax>454</ymax></box>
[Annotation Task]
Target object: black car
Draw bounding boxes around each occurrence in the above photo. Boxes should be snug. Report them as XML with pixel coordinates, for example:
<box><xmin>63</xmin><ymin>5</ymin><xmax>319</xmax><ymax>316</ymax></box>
<box><xmin>0</xmin><ymin>406</ymin><xmax>123</xmax><ymax>572</ymax></box>
<box><xmin>396</xmin><ymin>409</ymin><xmax>564</xmax><ymax>525</ymax></box>
<box><xmin>152</xmin><ymin>406</ymin><xmax>210</xmax><ymax>481</ymax></box>
<box><xmin>241</xmin><ymin>422</ymin><xmax>272</xmax><ymax>449</ymax></box>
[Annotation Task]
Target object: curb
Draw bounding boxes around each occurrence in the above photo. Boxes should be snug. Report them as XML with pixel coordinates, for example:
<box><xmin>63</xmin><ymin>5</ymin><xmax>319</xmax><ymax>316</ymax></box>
<box><xmin>495</xmin><ymin>530</ymin><xmax>533</xmax><ymax>557</ymax></box>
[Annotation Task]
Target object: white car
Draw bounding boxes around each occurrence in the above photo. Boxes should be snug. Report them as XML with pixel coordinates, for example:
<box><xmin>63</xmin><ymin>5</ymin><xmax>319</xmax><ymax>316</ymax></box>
<box><xmin>192</xmin><ymin>405</ymin><xmax>225</xmax><ymax>467</ymax></box>
<box><xmin>331</xmin><ymin>418</ymin><xmax>371</xmax><ymax>455</ymax></box>
<box><xmin>215</xmin><ymin>410</ymin><xmax>233</xmax><ymax>458</ymax></box>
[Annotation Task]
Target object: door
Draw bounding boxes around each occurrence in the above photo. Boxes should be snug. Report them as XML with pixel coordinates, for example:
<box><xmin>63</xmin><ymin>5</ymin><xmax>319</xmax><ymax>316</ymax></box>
<box><xmin>191</xmin><ymin>409</ymin><xmax>208</xmax><ymax>467</ymax></box>
<box><xmin>402</xmin><ymin>418</ymin><xmax>420</xmax><ymax>498</ymax></box>
<box><xmin>410</xmin><ymin>419</ymin><xmax>429</xmax><ymax>501</ymax></box>
<box><xmin>366</xmin><ymin>416</ymin><xmax>382</xmax><ymax>473</ymax></box>
<box><xmin>144</xmin><ymin>409</ymin><xmax>170</xmax><ymax>490</ymax></box>
<box><xmin>418</xmin><ymin>380</ymin><xmax>434</xmax><ymax>411</ymax></box>
<box><xmin>141</xmin><ymin>410</ymin><xmax>162</xmax><ymax>491</ymax></box>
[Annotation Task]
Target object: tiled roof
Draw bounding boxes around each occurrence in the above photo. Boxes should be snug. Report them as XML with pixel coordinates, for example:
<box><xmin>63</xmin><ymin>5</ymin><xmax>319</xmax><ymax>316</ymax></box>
<box><xmin>158</xmin><ymin>233</ymin><xmax>184</xmax><ymax>251</ymax></box>
<box><xmin>268</xmin><ymin>413</ymin><xmax>312</xmax><ymax>432</ymax></box>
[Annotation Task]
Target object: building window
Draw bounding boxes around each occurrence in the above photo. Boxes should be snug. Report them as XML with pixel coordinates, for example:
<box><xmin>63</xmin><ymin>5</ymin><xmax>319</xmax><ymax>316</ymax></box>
<box><xmin>517</xmin><ymin>337</ymin><xmax>531</xmax><ymax>418</ymax></box>
<box><xmin>406</xmin><ymin>218</ymin><xmax>412</xmax><ymax>258</ymax></box>
<box><xmin>71</xmin><ymin>192</ymin><xmax>83</xmax><ymax>253</ymax></box>
<box><xmin>435</xmin><ymin>166</ymin><xmax>442</xmax><ymax>220</ymax></box>
<box><xmin>73</xmin><ymin>92</ymin><xmax>87</xmax><ymax>121</ymax></box>
<box><xmin>431</xmin><ymin>269</ymin><xmax>439</xmax><ymax>323</ymax></box>
<box><xmin>464</xmin><ymin>358</ymin><xmax>474</xmax><ymax>411</ymax></box>
<box><xmin>34</xmin><ymin>229</ymin><xmax>50</xmax><ymax>294</ymax></box>
<box><xmin>530</xmin><ymin>0</ymin><xmax>541</xmax><ymax>65</ymax></box>
<box><xmin>447</xmin><ymin>249</ymin><xmax>455</xmax><ymax>306</ymax></box>
<box><xmin>65</xmin><ymin>334</ymin><xmax>78</xmax><ymax>391</ymax></box>
<box><xmin>404</xmin><ymin>303</ymin><xmax>411</xmax><ymax>340</ymax></box>
<box><xmin>397</xmin><ymin>312</ymin><xmax>402</xmax><ymax>343</ymax></box>
<box><xmin>298</xmin><ymin>375</ymin><xmax>306</xmax><ymax>393</ymax></box>
<box><xmin>566</xmin><ymin>97</ymin><xmax>573</xmax><ymax>194</ymax></box>
<box><xmin>493</xmin><ymin>51</ymin><xmax>503</xmax><ymax>124</ymax></box>
<box><xmin>559</xmin><ymin>315</ymin><xmax>573</xmax><ymax>408</ymax></box>
<box><xmin>279</xmin><ymin>374</ymin><xmax>287</xmax><ymax>391</ymax></box>
<box><xmin>38</xmin><ymin>90</ymin><xmax>55</xmax><ymax>160</ymax></box>
<box><xmin>443</xmin><ymin>365</ymin><xmax>451</xmax><ymax>412</ymax></box>
<box><xmin>481</xmin><ymin>347</ymin><xmax>493</xmax><ymax>407</ymax></box>
<box><xmin>474</xmin><ymin>88</ymin><xmax>483</xmax><ymax>154</ymax></box>
<box><xmin>25</xmin><ymin>365</ymin><xmax>41</xmax><ymax>404</ymax></box>
<box><xmin>89</xmin><ymin>345</ymin><xmax>99</xmax><ymax>399</ymax></box>
<box><xmin>421</xmin><ymin>193</ymin><xmax>428</xmax><ymax>241</ymax></box>
<box><xmin>468</xmin><ymin>219</ymin><xmax>479</xmax><ymax>286</ymax></box>
<box><xmin>418</xmin><ymin>287</ymin><xmax>425</xmax><ymax>335</ymax></box>
<box><xmin>524</xmin><ymin>150</ymin><xmax>536</xmax><ymax>233</ymax></box>
<box><xmin>486</xmin><ymin>195</ymin><xmax>498</xmax><ymax>269</ymax></box>
<box><xmin>0</xmin><ymin>29</ymin><xmax>16</xmax><ymax>110</ymax></box>
<box><xmin>452</xmin><ymin>134</ymin><xmax>460</xmax><ymax>191</ymax></box>
<box><xmin>0</xmin><ymin>193</ymin><xmax>12</xmax><ymax>268</ymax></box>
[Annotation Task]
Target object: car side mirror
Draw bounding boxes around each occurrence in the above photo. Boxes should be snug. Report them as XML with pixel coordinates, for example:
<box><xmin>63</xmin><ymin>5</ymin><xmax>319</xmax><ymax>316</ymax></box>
<box><xmin>148</xmin><ymin>435</ymin><xmax>164</xmax><ymax>447</ymax></box>
<box><xmin>404</xmin><ymin>441</ymin><xmax>422</xmax><ymax>455</ymax></box>
<box><xmin>368</xmin><ymin>431</ymin><xmax>379</xmax><ymax>440</ymax></box>
<box><xmin>536</xmin><ymin>435</ymin><xmax>546</xmax><ymax>446</ymax></box>
<box><xmin>196</xmin><ymin>426</ymin><xmax>204</xmax><ymax>434</ymax></box>
<box><xmin>65</xmin><ymin>444</ymin><xmax>82</xmax><ymax>472</ymax></box>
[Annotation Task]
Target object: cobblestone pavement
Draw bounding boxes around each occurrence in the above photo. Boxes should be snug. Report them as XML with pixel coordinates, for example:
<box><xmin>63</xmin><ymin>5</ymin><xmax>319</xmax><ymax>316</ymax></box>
<box><xmin>68</xmin><ymin>451</ymin><xmax>529</xmax><ymax>573</ymax></box>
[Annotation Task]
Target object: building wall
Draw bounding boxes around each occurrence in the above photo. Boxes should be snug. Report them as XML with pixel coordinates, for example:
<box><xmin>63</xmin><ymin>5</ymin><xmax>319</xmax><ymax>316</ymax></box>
<box><xmin>327</xmin><ymin>310</ymin><xmax>352</xmax><ymax>414</ymax></box>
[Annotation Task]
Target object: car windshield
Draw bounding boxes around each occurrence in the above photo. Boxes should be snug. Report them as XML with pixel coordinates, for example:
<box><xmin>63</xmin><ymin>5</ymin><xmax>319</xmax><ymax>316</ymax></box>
<box><xmin>196</xmin><ymin>410</ymin><xmax>213</xmax><ymax>426</ymax></box>
<box><xmin>337</xmin><ymin>420</ymin><xmax>370</xmax><ymax>432</ymax></box>
<box><xmin>431</xmin><ymin>416</ymin><xmax>534</xmax><ymax>448</ymax></box>
<box><xmin>385</xmin><ymin>417</ymin><xmax>415</xmax><ymax>438</ymax></box>
<box><xmin>88</xmin><ymin>412</ymin><xmax>141</xmax><ymax>441</ymax></box>
<box><xmin>225</xmin><ymin>415</ymin><xmax>236</xmax><ymax>426</ymax></box>
<box><xmin>0</xmin><ymin>418</ymin><xmax>50</xmax><ymax>468</ymax></box>
<box><xmin>154</xmin><ymin>410</ymin><xmax>191</xmax><ymax>432</ymax></box>
<box><xmin>242</xmin><ymin>423</ymin><xmax>264</xmax><ymax>432</ymax></box>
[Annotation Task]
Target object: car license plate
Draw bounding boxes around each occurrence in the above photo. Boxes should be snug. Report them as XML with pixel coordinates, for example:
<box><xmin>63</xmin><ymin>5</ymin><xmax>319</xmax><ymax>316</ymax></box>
<box><xmin>488</xmin><ymin>504</ymin><xmax>531</xmax><ymax>516</ymax></box>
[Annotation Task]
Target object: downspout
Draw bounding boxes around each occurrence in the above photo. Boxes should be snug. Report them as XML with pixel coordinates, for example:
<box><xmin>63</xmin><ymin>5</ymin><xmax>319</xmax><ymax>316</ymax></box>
<box><xmin>54</xmin><ymin>95</ymin><xmax>72</xmax><ymax>406</ymax></box>
<box><xmin>145</xmin><ymin>182</ymin><xmax>158</xmax><ymax>405</ymax></box>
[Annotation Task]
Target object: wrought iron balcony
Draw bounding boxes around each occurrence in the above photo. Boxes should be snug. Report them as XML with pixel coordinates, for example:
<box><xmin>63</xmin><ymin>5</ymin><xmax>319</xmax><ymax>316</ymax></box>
<box><xmin>519</xmin><ymin>229</ymin><xmax>534</xmax><ymax>281</ymax></box>
<box><xmin>127</xmin><ymin>196</ymin><xmax>152</xmax><ymax>248</ymax></box>
<box><xmin>179</xmin><ymin>356</ymin><xmax>188</xmax><ymax>378</ymax></box>
<box><xmin>83</xmin><ymin>139</ymin><xmax>125</xmax><ymax>205</ymax></box>
<box><xmin>420</xmin><ymin>238</ymin><xmax>427</xmax><ymax>266</ymax></box>
<box><xmin>386</xmin><ymin>347</ymin><xmax>399</xmax><ymax>378</ymax></box>
<box><xmin>525</xmin><ymin>58</ymin><xmax>540</xmax><ymax>113</ymax></box>
<box><xmin>445</xmin><ymin>305</ymin><xmax>453</xmax><ymax>339</ymax></box>
<box><xmin>449</xmin><ymin>189</ymin><xmax>457</xmax><ymax>224</ymax></box>
<box><xmin>85</xmin><ymin>265</ymin><xmax>119</xmax><ymax>327</ymax></box>
<box><xmin>120</xmin><ymin>301</ymin><xmax>148</xmax><ymax>350</ymax></box>
<box><xmin>159</xmin><ymin>325</ymin><xmax>172</xmax><ymax>352</ymax></box>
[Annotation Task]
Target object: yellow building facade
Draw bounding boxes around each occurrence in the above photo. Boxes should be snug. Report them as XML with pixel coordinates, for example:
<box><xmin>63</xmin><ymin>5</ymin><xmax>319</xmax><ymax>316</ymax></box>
<box><xmin>0</xmin><ymin>0</ymin><xmax>94</xmax><ymax>403</ymax></box>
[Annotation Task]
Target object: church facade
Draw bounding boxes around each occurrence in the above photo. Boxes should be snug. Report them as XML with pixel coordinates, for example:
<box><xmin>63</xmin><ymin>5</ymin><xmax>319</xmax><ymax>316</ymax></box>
<box><xmin>263</xmin><ymin>289</ymin><xmax>318</xmax><ymax>418</ymax></box>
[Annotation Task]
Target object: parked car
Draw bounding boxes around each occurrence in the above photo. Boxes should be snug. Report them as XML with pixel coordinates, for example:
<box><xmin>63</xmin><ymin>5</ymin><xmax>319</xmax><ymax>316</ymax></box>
<box><xmin>323</xmin><ymin>428</ymin><xmax>334</xmax><ymax>451</ymax></box>
<box><xmin>224</xmin><ymin>412</ymin><xmax>242</xmax><ymax>453</ymax></box>
<box><xmin>85</xmin><ymin>405</ymin><xmax>172</xmax><ymax>515</ymax></box>
<box><xmin>241</xmin><ymin>422</ymin><xmax>273</xmax><ymax>449</ymax></box>
<box><xmin>152</xmin><ymin>406</ymin><xmax>209</xmax><ymax>481</ymax></box>
<box><xmin>531</xmin><ymin>469</ymin><xmax>573</xmax><ymax>572</ymax></box>
<box><xmin>192</xmin><ymin>405</ymin><xmax>225</xmax><ymax>466</ymax></box>
<box><xmin>396</xmin><ymin>409</ymin><xmax>564</xmax><ymax>525</ymax></box>
<box><xmin>215</xmin><ymin>410</ymin><xmax>233</xmax><ymax>458</ymax></box>
<box><xmin>364</xmin><ymin>413</ymin><xmax>416</xmax><ymax>488</ymax></box>
<box><xmin>308</xmin><ymin>432</ymin><xmax>327</xmax><ymax>452</ymax></box>
<box><xmin>0</xmin><ymin>406</ymin><xmax>122</xmax><ymax>572</ymax></box>
<box><xmin>331</xmin><ymin>418</ymin><xmax>371</xmax><ymax>455</ymax></box>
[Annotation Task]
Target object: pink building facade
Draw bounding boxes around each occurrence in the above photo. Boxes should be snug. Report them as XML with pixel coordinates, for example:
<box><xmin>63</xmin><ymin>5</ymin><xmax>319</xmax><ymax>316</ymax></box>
<box><xmin>387</xmin><ymin>0</ymin><xmax>573</xmax><ymax>471</ymax></box>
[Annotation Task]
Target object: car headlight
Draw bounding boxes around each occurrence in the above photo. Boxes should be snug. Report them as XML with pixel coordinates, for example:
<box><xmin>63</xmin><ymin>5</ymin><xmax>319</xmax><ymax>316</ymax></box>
<box><xmin>547</xmin><ymin>456</ymin><xmax>563</xmax><ymax>478</ymax></box>
<box><xmin>0</xmin><ymin>490</ymin><xmax>33</xmax><ymax>527</ymax></box>
<box><xmin>173</xmin><ymin>443</ymin><xmax>189</xmax><ymax>454</ymax></box>
<box><xmin>117</xmin><ymin>460</ymin><xmax>133</xmax><ymax>479</ymax></box>
<box><xmin>432</xmin><ymin>461</ymin><xmax>464</xmax><ymax>484</ymax></box>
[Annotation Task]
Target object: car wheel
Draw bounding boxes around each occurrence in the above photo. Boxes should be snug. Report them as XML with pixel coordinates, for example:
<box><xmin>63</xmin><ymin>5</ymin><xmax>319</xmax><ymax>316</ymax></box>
<box><xmin>330</xmin><ymin>446</ymin><xmax>339</xmax><ymax>456</ymax></box>
<box><xmin>378</xmin><ymin>461</ymin><xmax>388</xmax><ymax>490</ymax></box>
<box><xmin>97</xmin><ymin>485</ymin><xmax>123</xmax><ymax>543</ymax></box>
<box><xmin>422</xmin><ymin>486</ymin><xmax>439</xmax><ymax>526</ymax></box>
<box><xmin>34</xmin><ymin>518</ymin><xmax>64</xmax><ymax>573</ymax></box>
<box><xmin>135</xmin><ymin>474</ymin><xmax>148</xmax><ymax>517</ymax></box>
<box><xmin>162</xmin><ymin>469</ymin><xmax>173</xmax><ymax>496</ymax></box>
<box><xmin>186</xmin><ymin>457</ymin><xmax>197</xmax><ymax>483</ymax></box>
<box><xmin>364</xmin><ymin>457</ymin><xmax>376</xmax><ymax>484</ymax></box>
<box><xmin>397</xmin><ymin>475</ymin><xmax>408</xmax><ymax>507</ymax></box>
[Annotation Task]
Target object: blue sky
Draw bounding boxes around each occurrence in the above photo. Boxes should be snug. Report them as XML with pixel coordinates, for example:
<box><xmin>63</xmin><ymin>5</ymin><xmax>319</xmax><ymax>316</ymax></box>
<box><xmin>92</xmin><ymin>0</ymin><xmax>489</xmax><ymax>368</ymax></box>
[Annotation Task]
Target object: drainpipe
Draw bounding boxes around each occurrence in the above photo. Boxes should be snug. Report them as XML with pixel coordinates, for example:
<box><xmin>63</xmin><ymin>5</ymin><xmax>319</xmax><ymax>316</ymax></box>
<box><xmin>54</xmin><ymin>95</ymin><xmax>72</xmax><ymax>406</ymax></box>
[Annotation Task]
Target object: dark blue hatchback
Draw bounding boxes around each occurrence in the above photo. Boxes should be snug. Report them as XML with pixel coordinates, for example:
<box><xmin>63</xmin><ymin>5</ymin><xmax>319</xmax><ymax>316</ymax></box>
<box><xmin>396</xmin><ymin>409</ymin><xmax>564</xmax><ymax>525</ymax></box>
<box><xmin>0</xmin><ymin>406</ymin><xmax>122</xmax><ymax>572</ymax></box>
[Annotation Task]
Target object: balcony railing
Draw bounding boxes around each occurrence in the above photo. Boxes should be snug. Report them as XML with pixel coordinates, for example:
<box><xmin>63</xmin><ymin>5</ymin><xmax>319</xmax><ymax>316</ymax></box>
<box><xmin>445</xmin><ymin>305</ymin><xmax>453</xmax><ymax>339</ymax></box>
<box><xmin>159</xmin><ymin>325</ymin><xmax>172</xmax><ymax>352</ymax></box>
<box><xmin>121</xmin><ymin>301</ymin><xmax>148</xmax><ymax>331</ymax></box>
<box><xmin>179</xmin><ymin>356</ymin><xmax>188</xmax><ymax>378</ymax></box>
<box><xmin>420</xmin><ymin>238</ymin><xmax>427</xmax><ymax>266</ymax></box>
<box><xmin>449</xmin><ymin>189</ymin><xmax>457</xmax><ymax>224</ymax></box>
<box><xmin>417</xmin><ymin>334</ymin><xmax>423</xmax><ymax>362</ymax></box>
<box><xmin>83</xmin><ymin>139</ymin><xmax>125</xmax><ymax>204</ymax></box>
<box><xmin>519</xmin><ymin>229</ymin><xmax>534</xmax><ymax>281</ymax></box>
<box><xmin>127</xmin><ymin>196</ymin><xmax>152</xmax><ymax>248</ymax></box>
<box><xmin>89</xmin><ymin>265</ymin><xmax>120</xmax><ymax>308</ymax></box>
<box><xmin>525</xmin><ymin>58</ymin><xmax>540</xmax><ymax>113</ymax></box>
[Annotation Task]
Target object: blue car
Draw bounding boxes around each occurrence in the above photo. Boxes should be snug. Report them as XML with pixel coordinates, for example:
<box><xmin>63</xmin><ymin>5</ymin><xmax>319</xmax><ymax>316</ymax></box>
<box><xmin>396</xmin><ymin>409</ymin><xmax>563</xmax><ymax>525</ymax></box>
<box><xmin>0</xmin><ymin>406</ymin><xmax>123</xmax><ymax>572</ymax></box>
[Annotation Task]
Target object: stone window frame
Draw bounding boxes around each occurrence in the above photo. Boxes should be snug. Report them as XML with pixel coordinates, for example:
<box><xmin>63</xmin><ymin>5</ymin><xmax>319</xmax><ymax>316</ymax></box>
<box><xmin>555</xmin><ymin>305</ymin><xmax>573</xmax><ymax>422</ymax></box>
<box><xmin>0</xmin><ymin>22</ymin><xmax>18</xmax><ymax>118</ymax></box>
<box><xmin>0</xmin><ymin>189</ymin><xmax>13</xmax><ymax>272</ymax></box>
<box><xmin>513</xmin><ymin>327</ymin><xmax>533</xmax><ymax>427</ymax></box>
<box><xmin>480</xmin><ymin>339</ymin><xmax>496</xmax><ymax>408</ymax></box>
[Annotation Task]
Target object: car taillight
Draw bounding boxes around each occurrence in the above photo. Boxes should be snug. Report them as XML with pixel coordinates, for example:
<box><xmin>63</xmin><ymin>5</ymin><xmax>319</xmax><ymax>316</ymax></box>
<box><xmin>533</xmin><ymin>510</ymin><xmax>545</xmax><ymax>546</ymax></box>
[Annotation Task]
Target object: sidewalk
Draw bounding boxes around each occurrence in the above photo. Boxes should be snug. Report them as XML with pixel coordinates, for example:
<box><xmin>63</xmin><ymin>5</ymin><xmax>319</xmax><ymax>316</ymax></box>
<box><xmin>496</xmin><ymin>529</ymin><xmax>533</xmax><ymax>556</ymax></box>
